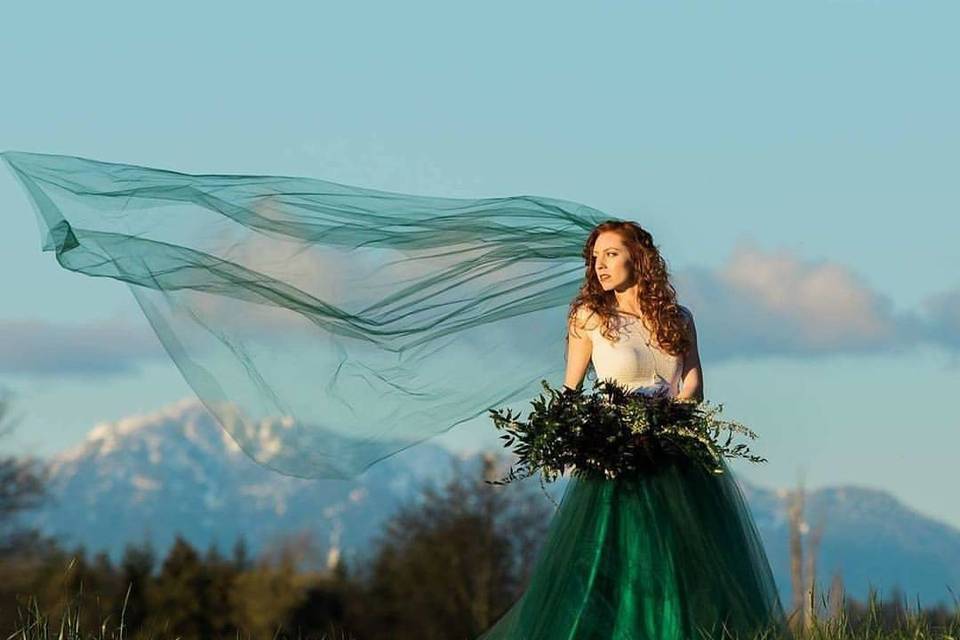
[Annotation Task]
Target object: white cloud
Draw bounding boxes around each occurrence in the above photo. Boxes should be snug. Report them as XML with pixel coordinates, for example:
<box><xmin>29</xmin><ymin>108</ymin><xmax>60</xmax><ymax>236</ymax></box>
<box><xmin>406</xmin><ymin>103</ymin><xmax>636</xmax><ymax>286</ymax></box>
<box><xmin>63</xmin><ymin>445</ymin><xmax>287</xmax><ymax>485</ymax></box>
<box><xmin>673</xmin><ymin>242</ymin><xmax>920</xmax><ymax>360</ymax></box>
<box><xmin>920</xmin><ymin>288</ymin><xmax>960</xmax><ymax>350</ymax></box>
<box><xmin>2</xmin><ymin>242</ymin><xmax>957</xmax><ymax>376</ymax></box>
<box><xmin>0</xmin><ymin>317</ymin><xmax>164</xmax><ymax>376</ymax></box>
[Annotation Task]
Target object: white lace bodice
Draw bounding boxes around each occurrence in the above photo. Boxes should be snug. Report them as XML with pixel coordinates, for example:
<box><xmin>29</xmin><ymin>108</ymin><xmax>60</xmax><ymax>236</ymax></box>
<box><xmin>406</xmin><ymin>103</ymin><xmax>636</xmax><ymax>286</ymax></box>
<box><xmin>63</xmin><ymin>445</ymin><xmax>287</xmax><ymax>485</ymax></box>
<box><xmin>585</xmin><ymin>312</ymin><xmax>685</xmax><ymax>398</ymax></box>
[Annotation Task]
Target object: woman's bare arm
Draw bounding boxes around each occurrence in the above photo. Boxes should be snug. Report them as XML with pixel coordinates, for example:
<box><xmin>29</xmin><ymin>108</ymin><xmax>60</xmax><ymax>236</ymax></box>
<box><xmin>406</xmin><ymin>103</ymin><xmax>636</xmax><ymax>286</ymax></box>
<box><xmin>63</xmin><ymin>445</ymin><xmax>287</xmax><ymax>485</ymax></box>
<box><xmin>676</xmin><ymin>306</ymin><xmax>704</xmax><ymax>402</ymax></box>
<box><xmin>563</xmin><ymin>306</ymin><xmax>594</xmax><ymax>391</ymax></box>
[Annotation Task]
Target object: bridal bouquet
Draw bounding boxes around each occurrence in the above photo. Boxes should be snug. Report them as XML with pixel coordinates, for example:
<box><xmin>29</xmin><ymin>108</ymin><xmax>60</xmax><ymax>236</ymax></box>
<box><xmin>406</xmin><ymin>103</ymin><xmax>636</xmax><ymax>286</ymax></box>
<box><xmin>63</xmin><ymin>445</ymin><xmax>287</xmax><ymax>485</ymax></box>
<box><xmin>487</xmin><ymin>378</ymin><xmax>767</xmax><ymax>486</ymax></box>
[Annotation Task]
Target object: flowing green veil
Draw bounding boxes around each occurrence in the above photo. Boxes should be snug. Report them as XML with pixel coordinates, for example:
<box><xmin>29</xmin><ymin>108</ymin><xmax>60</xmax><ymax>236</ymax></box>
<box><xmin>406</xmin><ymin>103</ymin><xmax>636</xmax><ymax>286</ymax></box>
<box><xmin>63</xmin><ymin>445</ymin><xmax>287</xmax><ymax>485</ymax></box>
<box><xmin>2</xmin><ymin>150</ymin><xmax>609</xmax><ymax>479</ymax></box>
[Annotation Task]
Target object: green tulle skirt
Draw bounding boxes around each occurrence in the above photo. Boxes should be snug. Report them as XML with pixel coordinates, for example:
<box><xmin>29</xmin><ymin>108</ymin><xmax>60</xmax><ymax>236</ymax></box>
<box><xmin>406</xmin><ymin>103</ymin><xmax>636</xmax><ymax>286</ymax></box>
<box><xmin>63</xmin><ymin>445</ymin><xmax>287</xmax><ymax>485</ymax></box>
<box><xmin>478</xmin><ymin>454</ymin><xmax>789</xmax><ymax>640</ymax></box>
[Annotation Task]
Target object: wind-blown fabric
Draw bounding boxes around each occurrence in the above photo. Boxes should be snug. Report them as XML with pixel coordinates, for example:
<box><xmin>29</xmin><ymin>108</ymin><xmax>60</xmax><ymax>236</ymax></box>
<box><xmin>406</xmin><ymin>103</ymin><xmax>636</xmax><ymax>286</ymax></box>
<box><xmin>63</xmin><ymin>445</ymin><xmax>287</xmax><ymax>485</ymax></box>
<box><xmin>2</xmin><ymin>150</ymin><xmax>608</xmax><ymax>479</ymax></box>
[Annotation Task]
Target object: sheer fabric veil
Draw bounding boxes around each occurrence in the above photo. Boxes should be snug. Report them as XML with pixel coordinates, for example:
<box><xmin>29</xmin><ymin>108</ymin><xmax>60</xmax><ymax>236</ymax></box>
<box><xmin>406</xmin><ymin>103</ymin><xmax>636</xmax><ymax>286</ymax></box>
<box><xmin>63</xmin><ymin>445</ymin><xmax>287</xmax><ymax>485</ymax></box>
<box><xmin>2</xmin><ymin>150</ymin><xmax>609</xmax><ymax>479</ymax></box>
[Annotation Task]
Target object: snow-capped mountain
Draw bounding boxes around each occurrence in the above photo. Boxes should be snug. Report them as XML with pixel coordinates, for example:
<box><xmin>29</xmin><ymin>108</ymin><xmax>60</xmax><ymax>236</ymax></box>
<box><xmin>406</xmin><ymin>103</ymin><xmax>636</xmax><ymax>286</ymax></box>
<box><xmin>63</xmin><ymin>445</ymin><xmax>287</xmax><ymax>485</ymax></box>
<box><xmin>16</xmin><ymin>398</ymin><xmax>960</xmax><ymax>608</ymax></box>
<box><xmin>22</xmin><ymin>397</ymin><xmax>457</xmax><ymax>573</ymax></box>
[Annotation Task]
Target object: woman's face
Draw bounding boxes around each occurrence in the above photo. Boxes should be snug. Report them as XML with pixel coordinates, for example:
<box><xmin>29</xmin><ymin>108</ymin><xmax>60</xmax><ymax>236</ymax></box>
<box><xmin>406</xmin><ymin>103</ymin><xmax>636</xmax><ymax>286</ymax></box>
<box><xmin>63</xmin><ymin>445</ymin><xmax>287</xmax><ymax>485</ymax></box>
<box><xmin>592</xmin><ymin>231</ymin><xmax>634</xmax><ymax>291</ymax></box>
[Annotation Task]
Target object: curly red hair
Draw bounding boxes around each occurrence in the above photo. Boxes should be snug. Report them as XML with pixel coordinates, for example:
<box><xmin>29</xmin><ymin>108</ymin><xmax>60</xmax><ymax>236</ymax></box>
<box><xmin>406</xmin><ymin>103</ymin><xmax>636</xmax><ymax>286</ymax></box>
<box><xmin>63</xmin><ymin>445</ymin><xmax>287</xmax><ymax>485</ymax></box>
<box><xmin>567</xmin><ymin>220</ymin><xmax>691</xmax><ymax>356</ymax></box>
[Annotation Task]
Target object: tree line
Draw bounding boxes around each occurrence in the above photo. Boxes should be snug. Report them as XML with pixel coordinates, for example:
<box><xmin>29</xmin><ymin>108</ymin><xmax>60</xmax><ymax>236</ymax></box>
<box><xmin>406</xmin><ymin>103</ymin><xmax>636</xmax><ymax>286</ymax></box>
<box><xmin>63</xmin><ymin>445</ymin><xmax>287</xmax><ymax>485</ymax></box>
<box><xmin>0</xmin><ymin>406</ymin><xmax>553</xmax><ymax>640</ymax></box>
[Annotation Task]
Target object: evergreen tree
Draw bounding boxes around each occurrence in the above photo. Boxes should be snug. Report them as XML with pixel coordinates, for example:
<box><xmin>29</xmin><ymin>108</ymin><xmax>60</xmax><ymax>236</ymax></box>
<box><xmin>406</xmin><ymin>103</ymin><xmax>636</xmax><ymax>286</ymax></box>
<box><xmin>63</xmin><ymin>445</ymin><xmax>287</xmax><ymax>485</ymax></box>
<box><xmin>118</xmin><ymin>538</ymin><xmax>156</xmax><ymax>633</ymax></box>
<box><xmin>148</xmin><ymin>535</ymin><xmax>215</xmax><ymax>637</ymax></box>
<box><xmin>204</xmin><ymin>540</ymin><xmax>241</xmax><ymax>633</ymax></box>
<box><xmin>231</xmin><ymin>533</ymin><xmax>252</xmax><ymax>572</ymax></box>
<box><xmin>284</xmin><ymin>578</ymin><xmax>347</xmax><ymax>638</ymax></box>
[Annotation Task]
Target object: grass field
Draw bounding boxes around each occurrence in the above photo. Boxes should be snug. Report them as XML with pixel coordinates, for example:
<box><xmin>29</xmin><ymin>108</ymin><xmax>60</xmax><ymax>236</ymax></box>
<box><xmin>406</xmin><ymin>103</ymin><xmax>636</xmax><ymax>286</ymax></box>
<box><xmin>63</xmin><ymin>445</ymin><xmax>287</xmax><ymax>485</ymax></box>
<box><xmin>7</xmin><ymin>588</ymin><xmax>960</xmax><ymax>640</ymax></box>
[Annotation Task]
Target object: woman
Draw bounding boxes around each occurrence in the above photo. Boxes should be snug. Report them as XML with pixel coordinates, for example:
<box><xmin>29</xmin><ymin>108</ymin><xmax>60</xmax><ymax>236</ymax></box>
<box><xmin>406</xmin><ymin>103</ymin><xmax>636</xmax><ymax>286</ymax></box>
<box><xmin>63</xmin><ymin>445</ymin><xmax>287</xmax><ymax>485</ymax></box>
<box><xmin>477</xmin><ymin>221</ymin><xmax>788</xmax><ymax>639</ymax></box>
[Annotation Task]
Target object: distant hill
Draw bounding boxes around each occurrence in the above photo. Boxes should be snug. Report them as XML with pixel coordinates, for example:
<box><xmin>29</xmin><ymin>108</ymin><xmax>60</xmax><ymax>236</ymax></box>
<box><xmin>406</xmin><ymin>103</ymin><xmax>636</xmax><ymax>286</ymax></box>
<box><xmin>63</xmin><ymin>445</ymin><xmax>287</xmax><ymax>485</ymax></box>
<box><xmin>16</xmin><ymin>398</ymin><xmax>960</xmax><ymax>608</ymax></box>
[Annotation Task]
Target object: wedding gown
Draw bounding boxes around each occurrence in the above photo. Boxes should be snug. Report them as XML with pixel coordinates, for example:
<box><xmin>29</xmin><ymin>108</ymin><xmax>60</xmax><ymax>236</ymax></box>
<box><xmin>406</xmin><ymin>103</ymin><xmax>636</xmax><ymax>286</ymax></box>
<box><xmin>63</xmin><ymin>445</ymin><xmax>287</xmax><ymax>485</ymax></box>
<box><xmin>478</xmin><ymin>312</ymin><xmax>788</xmax><ymax>639</ymax></box>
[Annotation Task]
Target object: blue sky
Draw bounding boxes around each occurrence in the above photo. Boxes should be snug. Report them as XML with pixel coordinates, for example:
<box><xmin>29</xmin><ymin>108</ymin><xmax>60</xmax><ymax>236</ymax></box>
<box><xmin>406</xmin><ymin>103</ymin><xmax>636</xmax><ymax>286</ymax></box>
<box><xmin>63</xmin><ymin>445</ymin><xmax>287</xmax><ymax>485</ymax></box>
<box><xmin>0</xmin><ymin>2</ymin><xmax>957</xmax><ymax>527</ymax></box>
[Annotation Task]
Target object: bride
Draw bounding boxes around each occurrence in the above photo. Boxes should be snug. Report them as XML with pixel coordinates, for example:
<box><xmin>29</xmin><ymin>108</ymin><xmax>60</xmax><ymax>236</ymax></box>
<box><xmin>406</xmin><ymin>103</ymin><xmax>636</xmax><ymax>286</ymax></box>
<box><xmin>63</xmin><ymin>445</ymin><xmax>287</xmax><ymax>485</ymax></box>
<box><xmin>478</xmin><ymin>221</ymin><xmax>788</xmax><ymax>639</ymax></box>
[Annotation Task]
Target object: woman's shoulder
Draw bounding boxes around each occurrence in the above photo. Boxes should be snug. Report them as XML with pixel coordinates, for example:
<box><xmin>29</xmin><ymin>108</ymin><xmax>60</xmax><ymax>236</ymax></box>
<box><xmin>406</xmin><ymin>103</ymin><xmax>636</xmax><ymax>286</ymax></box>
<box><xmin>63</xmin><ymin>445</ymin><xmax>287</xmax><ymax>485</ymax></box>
<box><xmin>676</xmin><ymin>304</ymin><xmax>695</xmax><ymax>324</ymax></box>
<box><xmin>569</xmin><ymin>304</ymin><xmax>603</xmax><ymax>332</ymax></box>
<box><xmin>676</xmin><ymin>304</ymin><xmax>697</xmax><ymax>343</ymax></box>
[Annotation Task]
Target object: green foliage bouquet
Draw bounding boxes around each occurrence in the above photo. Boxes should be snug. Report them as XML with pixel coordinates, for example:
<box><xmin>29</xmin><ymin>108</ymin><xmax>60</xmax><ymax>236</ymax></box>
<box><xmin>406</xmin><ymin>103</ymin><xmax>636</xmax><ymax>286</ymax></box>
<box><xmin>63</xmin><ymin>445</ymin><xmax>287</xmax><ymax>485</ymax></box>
<box><xmin>487</xmin><ymin>378</ymin><xmax>767</xmax><ymax>486</ymax></box>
